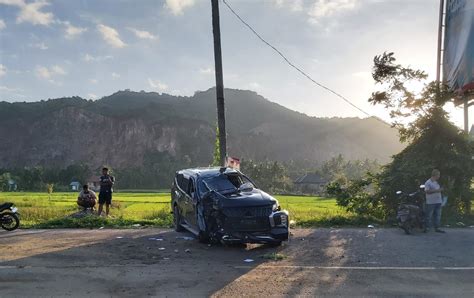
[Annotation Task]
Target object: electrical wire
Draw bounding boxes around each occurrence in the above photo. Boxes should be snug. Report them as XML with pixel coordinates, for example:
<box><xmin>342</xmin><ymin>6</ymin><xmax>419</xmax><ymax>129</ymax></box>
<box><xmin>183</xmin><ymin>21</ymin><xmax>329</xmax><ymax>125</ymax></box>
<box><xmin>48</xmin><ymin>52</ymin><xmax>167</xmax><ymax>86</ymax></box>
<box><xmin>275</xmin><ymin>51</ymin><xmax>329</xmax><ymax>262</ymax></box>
<box><xmin>221</xmin><ymin>0</ymin><xmax>390</xmax><ymax>126</ymax></box>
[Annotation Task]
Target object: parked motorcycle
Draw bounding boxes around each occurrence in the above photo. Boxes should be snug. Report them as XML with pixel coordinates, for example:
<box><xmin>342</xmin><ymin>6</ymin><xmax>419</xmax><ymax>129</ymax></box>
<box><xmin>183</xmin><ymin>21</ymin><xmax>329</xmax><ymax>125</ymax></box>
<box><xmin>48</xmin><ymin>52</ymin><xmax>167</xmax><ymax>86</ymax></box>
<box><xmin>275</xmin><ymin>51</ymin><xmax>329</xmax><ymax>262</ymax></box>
<box><xmin>396</xmin><ymin>185</ymin><xmax>425</xmax><ymax>234</ymax></box>
<box><xmin>0</xmin><ymin>202</ymin><xmax>20</xmax><ymax>231</ymax></box>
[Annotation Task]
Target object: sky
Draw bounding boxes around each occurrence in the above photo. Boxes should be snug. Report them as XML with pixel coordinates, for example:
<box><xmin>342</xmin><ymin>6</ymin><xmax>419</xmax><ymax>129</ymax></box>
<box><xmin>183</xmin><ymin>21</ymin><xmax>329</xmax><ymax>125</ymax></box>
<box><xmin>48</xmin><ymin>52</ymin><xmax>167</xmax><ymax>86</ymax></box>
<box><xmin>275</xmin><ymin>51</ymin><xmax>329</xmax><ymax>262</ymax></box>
<box><xmin>0</xmin><ymin>0</ymin><xmax>471</xmax><ymax>128</ymax></box>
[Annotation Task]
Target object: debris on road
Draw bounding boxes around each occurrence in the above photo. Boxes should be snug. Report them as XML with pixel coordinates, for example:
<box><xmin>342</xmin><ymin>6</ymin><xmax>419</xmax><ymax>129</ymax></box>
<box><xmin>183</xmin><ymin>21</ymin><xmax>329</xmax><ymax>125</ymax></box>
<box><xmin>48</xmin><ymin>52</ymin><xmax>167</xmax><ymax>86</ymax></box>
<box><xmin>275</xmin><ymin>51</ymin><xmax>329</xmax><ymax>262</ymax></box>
<box><xmin>148</xmin><ymin>237</ymin><xmax>164</xmax><ymax>241</ymax></box>
<box><xmin>368</xmin><ymin>225</ymin><xmax>375</xmax><ymax>229</ymax></box>
<box><xmin>261</xmin><ymin>252</ymin><xmax>287</xmax><ymax>261</ymax></box>
<box><xmin>176</xmin><ymin>236</ymin><xmax>194</xmax><ymax>240</ymax></box>
<box><xmin>456</xmin><ymin>222</ymin><xmax>465</xmax><ymax>227</ymax></box>
<box><xmin>132</xmin><ymin>224</ymin><xmax>141</xmax><ymax>227</ymax></box>
<box><xmin>98</xmin><ymin>227</ymin><xmax>104</xmax><ymax>230</ymax></box>
<box><xmin>243</xmin><ymin>259</ymin><xmax>254</xmax><ymax>263</ymax></box>
<box><xmin>185</xmin><ymin>249</ymin><xmax>191</xmax><ymax>253</ymax></box>
<box><xmin>116</xmin><ymin>236</ymin><xmax>124</xmax><ymax>239</ymax></box>
<box><xmin>174</xmin><ymin>249</ymin><xmax>179</xmax><ymax>253</ymax></box>
<box><xmin>158</xmin><ymin>247</ymin><xmax>166</xmax><ymax>251</ymax></box>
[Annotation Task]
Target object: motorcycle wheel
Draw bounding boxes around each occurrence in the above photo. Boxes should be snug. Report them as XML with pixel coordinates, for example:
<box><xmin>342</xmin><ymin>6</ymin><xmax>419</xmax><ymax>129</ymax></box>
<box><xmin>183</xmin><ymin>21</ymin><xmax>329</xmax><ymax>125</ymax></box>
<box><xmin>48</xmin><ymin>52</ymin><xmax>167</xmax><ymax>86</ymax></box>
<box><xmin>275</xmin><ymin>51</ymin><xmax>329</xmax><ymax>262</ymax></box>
<box><xmin>401</xmin><ymin>222</ymin><xmax>411</xmax><ymax>235</ymax></box>
<box><xmin>1</xmin><ymin>212</ymin><xmax>20</xmax><ymax>231</ymax></box>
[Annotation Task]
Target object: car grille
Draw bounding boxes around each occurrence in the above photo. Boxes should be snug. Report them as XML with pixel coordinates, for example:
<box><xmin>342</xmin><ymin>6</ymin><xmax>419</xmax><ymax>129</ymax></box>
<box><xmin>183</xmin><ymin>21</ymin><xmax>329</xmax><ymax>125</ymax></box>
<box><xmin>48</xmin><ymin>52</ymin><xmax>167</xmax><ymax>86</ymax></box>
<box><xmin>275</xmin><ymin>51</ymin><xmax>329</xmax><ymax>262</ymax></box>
<box><xmin>222</xmin><ymin>206</ymin><xmax>272</xmax><ymax>232</ymax></box>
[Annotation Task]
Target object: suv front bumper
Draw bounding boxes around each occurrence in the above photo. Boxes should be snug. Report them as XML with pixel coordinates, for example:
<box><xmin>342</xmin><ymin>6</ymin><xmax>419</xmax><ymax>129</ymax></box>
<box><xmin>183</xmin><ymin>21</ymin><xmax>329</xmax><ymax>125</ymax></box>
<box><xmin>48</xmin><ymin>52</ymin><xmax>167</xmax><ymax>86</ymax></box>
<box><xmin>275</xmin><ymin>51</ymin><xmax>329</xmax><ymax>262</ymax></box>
<box><xmin>220</xmin><ymin>210</ymin><xmax>289</xmax><ymax>244</ymax></box>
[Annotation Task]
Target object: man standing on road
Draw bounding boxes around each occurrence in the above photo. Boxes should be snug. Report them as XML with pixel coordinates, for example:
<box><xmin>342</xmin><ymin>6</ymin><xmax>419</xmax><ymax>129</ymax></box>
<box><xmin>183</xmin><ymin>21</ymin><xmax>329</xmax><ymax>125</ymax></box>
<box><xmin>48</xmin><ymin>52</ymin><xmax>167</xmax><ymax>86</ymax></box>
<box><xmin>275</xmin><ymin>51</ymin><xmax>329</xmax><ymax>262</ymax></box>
<box><xmin>424</xmin><ymin>169</ymin><xmax>445</xmax><ymax>233</ymax></box>
<box><xmin>98</xmin><ymin>167</ymin><xmax>115</xmax><ymax>217</ymax></box>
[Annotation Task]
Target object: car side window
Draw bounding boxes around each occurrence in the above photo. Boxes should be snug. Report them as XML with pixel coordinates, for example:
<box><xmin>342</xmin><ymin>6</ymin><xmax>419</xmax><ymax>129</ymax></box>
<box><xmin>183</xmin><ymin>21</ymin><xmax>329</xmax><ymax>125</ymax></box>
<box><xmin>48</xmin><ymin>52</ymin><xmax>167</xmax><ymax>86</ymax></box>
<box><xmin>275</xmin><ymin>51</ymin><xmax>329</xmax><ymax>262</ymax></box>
<box><xmin>176</xmin><ymin>174</ymin><xmax>189</xmax><ymax>192</ymax></box>
<box><xmin>187</xmin><ymin>178</ymin><xmax>196</xmax><ymax>198</ymax></box>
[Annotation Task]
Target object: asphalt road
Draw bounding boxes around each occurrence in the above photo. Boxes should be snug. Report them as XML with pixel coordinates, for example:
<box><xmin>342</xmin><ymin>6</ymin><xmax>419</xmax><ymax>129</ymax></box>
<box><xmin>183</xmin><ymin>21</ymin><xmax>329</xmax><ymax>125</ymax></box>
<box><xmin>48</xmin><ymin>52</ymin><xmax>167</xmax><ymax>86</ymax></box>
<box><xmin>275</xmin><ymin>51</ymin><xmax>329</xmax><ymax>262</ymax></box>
<box><xmin>1</xmin><ymin>228</ymin><xmax>473</xmax><ymax>297</ymax></box>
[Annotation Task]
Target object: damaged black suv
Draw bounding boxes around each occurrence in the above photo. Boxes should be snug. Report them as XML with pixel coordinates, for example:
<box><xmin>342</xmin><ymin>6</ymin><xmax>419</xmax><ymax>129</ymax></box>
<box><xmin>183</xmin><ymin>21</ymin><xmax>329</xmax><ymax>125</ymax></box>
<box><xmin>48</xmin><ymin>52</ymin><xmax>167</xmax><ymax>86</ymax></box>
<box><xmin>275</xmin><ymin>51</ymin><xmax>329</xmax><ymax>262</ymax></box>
<box><xmin>171</xmin><ymin>167</ymin><xmax>289</xmax><ymax>245</ymax></box>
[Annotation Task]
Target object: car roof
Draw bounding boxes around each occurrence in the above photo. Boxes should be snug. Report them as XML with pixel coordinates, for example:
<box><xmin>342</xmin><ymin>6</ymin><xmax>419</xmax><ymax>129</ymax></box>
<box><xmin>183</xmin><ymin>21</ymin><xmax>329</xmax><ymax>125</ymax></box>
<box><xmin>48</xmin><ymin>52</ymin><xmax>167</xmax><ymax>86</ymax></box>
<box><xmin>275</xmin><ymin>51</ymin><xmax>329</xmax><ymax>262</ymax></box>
<box><xmin>178</xmin><ymin>167</ymin><xmax>239</xmax><ymax>178</ymax></box>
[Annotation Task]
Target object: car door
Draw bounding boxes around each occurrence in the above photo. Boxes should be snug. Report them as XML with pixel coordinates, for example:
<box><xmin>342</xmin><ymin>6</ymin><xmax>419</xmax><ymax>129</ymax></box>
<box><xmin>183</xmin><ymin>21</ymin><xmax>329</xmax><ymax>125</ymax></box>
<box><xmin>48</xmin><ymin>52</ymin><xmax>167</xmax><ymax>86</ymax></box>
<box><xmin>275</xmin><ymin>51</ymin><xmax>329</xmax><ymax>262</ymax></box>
<box><xmin>174</xmin><ymin>174</ymin><xmax>188</xmax><ymax>220</ymax></box>
<box><xmin>184</xmin><ymin>177</ymin><xmax>198</xmax><ymax>227</ymax></box>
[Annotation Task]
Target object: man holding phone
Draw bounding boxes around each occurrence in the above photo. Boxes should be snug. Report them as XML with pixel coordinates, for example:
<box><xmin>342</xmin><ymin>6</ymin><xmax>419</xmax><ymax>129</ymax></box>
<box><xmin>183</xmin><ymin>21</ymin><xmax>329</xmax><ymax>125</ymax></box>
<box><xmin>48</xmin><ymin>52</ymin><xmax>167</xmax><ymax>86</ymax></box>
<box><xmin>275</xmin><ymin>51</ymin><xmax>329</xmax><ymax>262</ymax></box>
<box><xmin>424</xmin><ymin>169</ymin><xmax>445</xmax><ymax>233</ymax></box>
<box><xmin>98</xmin><ymin>167</ymin><xmax>115</xmax><ymax>217</ymax></box>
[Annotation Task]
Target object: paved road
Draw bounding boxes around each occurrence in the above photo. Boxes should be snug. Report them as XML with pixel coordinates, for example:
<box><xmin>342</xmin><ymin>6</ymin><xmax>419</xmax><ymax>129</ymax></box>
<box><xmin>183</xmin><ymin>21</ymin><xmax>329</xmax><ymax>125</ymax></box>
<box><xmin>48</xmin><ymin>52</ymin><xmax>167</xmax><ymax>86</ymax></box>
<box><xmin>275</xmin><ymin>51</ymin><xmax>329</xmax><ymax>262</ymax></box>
<box><xmin>1</xmin><ymin>228</ymin><xmax>473</xmax><ymax>297</ymax></box>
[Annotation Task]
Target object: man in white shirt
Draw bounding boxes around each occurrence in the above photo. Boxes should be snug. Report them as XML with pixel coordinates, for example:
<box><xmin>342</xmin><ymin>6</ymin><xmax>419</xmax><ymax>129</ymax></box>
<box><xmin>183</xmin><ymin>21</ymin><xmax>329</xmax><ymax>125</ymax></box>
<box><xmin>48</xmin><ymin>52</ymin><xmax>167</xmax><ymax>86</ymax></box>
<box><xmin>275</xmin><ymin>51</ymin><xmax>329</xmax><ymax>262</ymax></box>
<box><xmin>424</xmin><ymin>169</ymin><xmax>445</xmax><ymax>233</ymax></box>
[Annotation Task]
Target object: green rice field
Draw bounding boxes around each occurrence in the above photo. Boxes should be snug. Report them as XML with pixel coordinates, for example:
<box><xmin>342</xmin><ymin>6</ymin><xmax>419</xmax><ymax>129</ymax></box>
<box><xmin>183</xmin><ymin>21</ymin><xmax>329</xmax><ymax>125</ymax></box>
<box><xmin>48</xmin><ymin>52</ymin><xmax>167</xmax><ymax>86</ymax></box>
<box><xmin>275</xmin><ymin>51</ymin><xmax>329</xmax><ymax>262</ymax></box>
<box><xmin>0</xmin><ymin>192</ymin><xmax>366</xmax><ymax>228</ymax></box>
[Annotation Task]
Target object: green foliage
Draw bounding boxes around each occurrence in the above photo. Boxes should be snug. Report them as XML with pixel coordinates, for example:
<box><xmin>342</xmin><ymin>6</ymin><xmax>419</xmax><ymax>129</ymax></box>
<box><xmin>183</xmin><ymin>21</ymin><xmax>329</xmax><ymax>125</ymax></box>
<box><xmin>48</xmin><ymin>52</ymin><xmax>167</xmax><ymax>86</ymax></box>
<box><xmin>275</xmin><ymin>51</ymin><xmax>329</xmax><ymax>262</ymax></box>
<box><xmin>321</xmin><ymin>154</ymin><xmax>381</xmax><ymax>185</ymax></box>
<box><xmin>378</xmin><ymin>109</ymin><xmax>473</xmax><ymax>216</ymax></box>
<box><xmin>240</xmin><ymin>159</ymin><xmax>293</xmax><ymax>193</ymax></box>
<box><xmin>331</xmin><ymin>52</ymin><xmax>474</xmax><ymax>219</ymax></box>
<box><xmin>327</xmin><ymin>176</ymin><xmax>385</xmax><ymax>218</ymax></box>
<box><xmin>0</xmin><ymin>172</ymin><xmax>13</xmax><ymax>191</ymax></box>
<box><xmin>212</xmin><ymin>124</ymin><xmax>220</xmax><ymax>167</ymax></box>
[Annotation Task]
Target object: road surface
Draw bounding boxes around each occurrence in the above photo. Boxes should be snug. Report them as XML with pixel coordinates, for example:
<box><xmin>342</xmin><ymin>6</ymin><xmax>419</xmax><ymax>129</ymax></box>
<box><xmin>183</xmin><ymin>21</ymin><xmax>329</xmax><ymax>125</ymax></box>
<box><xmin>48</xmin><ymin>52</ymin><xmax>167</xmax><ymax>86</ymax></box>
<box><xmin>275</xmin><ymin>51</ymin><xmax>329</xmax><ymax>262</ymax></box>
<box><xmin>1</xmin><ymin>228</ymin><xmax>473</xmax><ymax>297</ymax></box>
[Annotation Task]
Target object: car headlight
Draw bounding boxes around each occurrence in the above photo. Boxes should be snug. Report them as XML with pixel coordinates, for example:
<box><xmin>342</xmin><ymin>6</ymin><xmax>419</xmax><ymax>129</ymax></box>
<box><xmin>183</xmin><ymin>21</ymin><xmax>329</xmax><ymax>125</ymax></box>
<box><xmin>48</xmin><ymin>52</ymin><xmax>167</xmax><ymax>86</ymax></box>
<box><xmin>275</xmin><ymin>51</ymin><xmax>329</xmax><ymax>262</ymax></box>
<box><xmin>272</xmin><ymin>202</ymin><xmax>280</xmax><ymax>212</ymax></box>
<box><xmin>280</xmin><ymin>213</ymin><xmax>288</xmax><ymax>227</ymax></box>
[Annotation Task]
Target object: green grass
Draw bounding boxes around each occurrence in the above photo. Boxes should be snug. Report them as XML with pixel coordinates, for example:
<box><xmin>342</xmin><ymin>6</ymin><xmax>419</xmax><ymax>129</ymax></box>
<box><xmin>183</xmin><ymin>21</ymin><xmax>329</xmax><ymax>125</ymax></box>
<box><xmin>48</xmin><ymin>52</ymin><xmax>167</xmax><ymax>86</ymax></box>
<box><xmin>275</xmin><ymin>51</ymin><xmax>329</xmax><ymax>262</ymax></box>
<box><xmin>1</xmin><ymin>192</ymin><xmax>471</xmax><ymax>229</ymax></box>
<box><xmin>0</xmin><ymin>192</ymin><xmax>173</xmax><ymax>228</ymax></box>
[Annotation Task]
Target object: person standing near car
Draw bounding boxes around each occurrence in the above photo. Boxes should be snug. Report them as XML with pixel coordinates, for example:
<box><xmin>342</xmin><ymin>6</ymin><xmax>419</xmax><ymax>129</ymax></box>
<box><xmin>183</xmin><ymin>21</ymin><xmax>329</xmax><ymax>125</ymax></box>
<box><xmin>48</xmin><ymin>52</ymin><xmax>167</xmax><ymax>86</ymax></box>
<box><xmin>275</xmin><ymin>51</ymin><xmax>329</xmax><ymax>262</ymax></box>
<box><xmin>424</xmin><ymin>169</ymin><xmax>445</xmax><ymax>233</ymax></box>
<box><xmin>98</xmin><ymin>167</ymin><xmax>115</xmax><ymax>217</ymax></box>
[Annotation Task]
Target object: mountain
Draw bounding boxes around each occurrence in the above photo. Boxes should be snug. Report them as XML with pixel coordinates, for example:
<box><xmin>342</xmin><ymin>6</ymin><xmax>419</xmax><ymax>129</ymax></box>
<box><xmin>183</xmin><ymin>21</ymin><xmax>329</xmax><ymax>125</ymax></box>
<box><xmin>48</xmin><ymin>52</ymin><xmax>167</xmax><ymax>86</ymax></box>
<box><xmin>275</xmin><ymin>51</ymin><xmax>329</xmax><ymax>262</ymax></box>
<box><xmin>0</xmin><ymin>88</ymin><xmax>403</xmax><ymax>169</ymax></box>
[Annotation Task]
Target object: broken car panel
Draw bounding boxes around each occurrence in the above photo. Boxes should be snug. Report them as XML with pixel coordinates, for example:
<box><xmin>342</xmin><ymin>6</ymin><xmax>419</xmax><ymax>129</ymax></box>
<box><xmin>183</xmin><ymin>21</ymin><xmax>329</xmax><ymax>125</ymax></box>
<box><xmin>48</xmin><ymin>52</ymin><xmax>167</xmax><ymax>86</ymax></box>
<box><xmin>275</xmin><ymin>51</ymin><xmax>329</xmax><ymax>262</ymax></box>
<box><xmin>171</xmin><ymin>167</ymin><xmax>289</xmax><ymax>245</ymax></box>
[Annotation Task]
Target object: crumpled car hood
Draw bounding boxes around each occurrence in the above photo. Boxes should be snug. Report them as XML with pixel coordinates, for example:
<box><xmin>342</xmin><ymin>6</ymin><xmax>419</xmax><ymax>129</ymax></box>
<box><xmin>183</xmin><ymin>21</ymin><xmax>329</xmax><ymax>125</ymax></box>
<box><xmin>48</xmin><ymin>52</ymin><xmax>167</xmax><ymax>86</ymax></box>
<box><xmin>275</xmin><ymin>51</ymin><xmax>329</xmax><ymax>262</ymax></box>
<box><xmin>218</xmin><ymin>189</ymin><xmax>276</xmax><ymax>208</ymax></box>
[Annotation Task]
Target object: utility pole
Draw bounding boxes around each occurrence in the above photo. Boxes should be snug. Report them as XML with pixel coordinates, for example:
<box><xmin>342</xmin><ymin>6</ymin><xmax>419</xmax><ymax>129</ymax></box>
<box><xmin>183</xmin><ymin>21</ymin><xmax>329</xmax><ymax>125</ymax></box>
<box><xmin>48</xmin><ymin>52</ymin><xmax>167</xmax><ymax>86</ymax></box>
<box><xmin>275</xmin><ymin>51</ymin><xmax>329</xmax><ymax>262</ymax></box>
<box><xmin>436</xmin><ymin>0</ymin><xmax>445</xmax><ymax>90</ymax></box>
<box><xmin>211</xmin><ymin>0</ymin><xmax>227</xmax><ymax>167</ymax></box>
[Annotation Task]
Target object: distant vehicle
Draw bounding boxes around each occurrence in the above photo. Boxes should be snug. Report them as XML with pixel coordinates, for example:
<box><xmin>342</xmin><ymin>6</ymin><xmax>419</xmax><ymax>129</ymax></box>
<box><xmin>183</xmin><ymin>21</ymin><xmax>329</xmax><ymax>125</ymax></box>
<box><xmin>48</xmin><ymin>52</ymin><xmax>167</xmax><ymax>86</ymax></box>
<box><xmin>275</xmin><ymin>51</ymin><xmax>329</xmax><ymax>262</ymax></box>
<box><xmin>171</xmin><ymin>167</ymin><xmax>289</xmax><ymax>245</ymax></box>
<box><xmin>396</xmin><ymin>185</ymin><xmax>425</xmax><ymax>234</ymax></box>
<box><xmin>0</xmin><ymin>202</ymin><xmax>20</xmax><ymax>231</ymax></box>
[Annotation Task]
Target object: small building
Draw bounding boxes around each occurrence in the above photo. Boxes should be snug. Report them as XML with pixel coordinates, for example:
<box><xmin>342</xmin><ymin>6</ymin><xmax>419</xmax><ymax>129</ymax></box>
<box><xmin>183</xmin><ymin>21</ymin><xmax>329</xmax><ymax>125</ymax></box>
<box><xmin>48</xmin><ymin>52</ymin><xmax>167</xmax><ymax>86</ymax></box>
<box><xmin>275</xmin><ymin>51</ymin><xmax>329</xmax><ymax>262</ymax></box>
<box><xmin>294</xmin><ymin>173</ymin><xmax>328</xmax><ymax>194</ymax></box>
<box><xmin>7</xmin><ymin>179</ymin><xmax>17</xmax><ymax>191</ymax></box>
<box><xmin>87</xmin><ymin>176</ymin><xmax>101</xmax><ymax>191</ymax></box>
<box><xmin>70</xmin><ymin>181</ymin><xmax>81</xmax><ymax>191</ymax></box>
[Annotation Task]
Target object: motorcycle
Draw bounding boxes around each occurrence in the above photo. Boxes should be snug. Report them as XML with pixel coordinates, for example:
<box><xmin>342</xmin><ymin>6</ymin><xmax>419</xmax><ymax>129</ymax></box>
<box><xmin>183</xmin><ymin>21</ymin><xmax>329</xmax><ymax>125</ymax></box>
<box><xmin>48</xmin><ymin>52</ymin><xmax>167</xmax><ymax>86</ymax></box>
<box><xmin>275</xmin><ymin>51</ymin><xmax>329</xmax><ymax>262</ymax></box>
<box><xmin>0</xmin><ymin>202</ymin><xmax>20</xmax><ymax>231</ymax></box>
<box><xmin>396</xmin><ymin>185</ymin><xmax>425</xmax><ymax>234</ymax></box>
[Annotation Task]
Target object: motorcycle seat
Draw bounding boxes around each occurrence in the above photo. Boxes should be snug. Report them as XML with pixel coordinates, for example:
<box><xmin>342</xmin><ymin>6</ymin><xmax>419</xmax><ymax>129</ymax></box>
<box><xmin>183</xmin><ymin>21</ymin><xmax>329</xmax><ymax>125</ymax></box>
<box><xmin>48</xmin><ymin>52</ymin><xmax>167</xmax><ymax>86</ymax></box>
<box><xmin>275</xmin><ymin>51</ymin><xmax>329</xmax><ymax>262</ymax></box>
<box><xmin>0</xmin><ymin>202</ymin><xmax>13</xmax><ymax>211</ymax></box>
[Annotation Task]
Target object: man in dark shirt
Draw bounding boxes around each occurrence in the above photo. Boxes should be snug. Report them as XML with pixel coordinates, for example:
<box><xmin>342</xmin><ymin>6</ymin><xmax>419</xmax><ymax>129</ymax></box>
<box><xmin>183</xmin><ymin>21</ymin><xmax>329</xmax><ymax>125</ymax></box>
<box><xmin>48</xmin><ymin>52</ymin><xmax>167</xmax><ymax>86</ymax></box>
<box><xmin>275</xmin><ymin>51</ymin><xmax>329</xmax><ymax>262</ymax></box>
<box><xmin>98</xmin><ymin>167</ymin><xmax>115</xmax><ymax>217</ymax></box>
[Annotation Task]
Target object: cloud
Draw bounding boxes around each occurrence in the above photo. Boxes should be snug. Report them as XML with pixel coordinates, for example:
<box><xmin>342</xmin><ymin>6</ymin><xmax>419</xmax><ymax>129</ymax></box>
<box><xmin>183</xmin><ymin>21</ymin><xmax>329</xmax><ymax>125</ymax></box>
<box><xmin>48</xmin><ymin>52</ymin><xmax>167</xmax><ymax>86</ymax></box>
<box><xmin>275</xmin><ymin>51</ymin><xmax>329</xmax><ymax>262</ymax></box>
<box><xmin>0</xmin><ymin>0</ymin><xmax>55</xmax><ymax>26</ymax></box>
<box><xmin>273</xmin><ymin>0</ymin><xmax>303</xmax><ymax>12</ymax></box>
<box><xmin>0</xmin><ymin>85</ymin><xmax>22</xmax><ymax>92</ymax></box>
<box><xmin>63</xmin><ymin>21</ymin><xmax>87</xmax><ymax>39</ymax></box>
<box><xmin>0</xmin><ymin>64</ymin><xmax>6</xmax><ymax>77</ymax></box>
<box><xmin>308</xmin><ymin>0</ymin><xmax>358</xmax><ymax>23</ymax></box>
<box><xmin>89</xmin><ymin>79</ymin><xmax>98</xmax><ymax>84</ymax></box>
<box><xmin>164</xmin><ymin>0</ymin><xmax>195</xmax><ymax>15</ymax></box>
<box><xmin>35</xmin><ymin>65</ymin><xmax>66</xmax><ymax>80</ymax></box>
<box><xmin>352</xmin><ymin>71</ymin><xmax>371</xmax><ymax>79</ymax></box>
<box><xmin>112</xmin><ymin>72</ymin><xmax>120</xmax><ymax>79</ymax></box>
<box><xmin>87</xmin><ymin>93</ymin><xmax>98</xmax><ymax>99</ymax></box>
<box><xmin>0</xmin><ymin>19</ymin><xmax>6</xmax><ymax>30</ymax></box>
<box><xmin>148</xmin><ymin>78</ymin><xmax>168</xmax><ymax>91</ymax></box>
<box><xmin>82</xmin><ymin>53</ymin><xmax>113</xmax><ymax>62</ymax></box>
<box><xmin>246</xmin><ymin>82</ymin><xmax>261</xmax><ymax>90</ymax></box>
<box><xmin>199</xmin><ymin>67</ymin><xmax>214</xmax><ymax>75</ymax></box>
<box><xmin>128</xmin><ymin>27</ymin><xmax>157</xmax><ymax>40</ymax></box>
<box><xmin>97</xmin><ymin>24</ymin><xmax>126</xmax><ymax>48</ymax></box>
<box><xmin>29</xmin><ymin>42</ymin><xmax>48</xmax><ymax>50</ymax></box>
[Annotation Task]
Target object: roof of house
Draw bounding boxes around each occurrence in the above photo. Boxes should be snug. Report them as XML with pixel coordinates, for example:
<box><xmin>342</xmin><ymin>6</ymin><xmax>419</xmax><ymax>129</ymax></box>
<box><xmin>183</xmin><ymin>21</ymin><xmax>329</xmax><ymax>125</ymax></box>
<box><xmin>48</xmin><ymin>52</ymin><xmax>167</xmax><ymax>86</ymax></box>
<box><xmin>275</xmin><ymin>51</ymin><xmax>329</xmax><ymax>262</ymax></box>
<box><xmin>70</xmin><ymin>181</ymin><xmax>81</xmax><ymax>186</ymax></box>
<box><xmin>294</xmin><ymin>173</ymin><xmax>328</xmax><ymax>184</ymax></box>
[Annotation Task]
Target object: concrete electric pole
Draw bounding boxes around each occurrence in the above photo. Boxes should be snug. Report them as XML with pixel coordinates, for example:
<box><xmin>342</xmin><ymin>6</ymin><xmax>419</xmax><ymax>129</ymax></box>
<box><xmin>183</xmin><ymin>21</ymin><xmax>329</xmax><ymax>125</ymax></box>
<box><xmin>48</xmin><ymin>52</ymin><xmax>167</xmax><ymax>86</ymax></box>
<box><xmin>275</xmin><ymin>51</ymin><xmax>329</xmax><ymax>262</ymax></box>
<box><xmin>211</xmin><ymin>0</ymin><xmax>227</xmax><ymax>166</ymax></box>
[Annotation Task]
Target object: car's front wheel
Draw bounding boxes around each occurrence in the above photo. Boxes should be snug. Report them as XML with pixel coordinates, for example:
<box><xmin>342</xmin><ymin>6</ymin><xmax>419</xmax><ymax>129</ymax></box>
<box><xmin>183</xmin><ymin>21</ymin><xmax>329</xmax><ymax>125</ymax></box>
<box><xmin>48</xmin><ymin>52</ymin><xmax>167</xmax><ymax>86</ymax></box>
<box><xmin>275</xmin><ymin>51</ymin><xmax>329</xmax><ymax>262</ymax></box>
<box><xmin>173</xmin><ymin>204</ymin><xmax>184</xmax><ymax>232</ymax></box>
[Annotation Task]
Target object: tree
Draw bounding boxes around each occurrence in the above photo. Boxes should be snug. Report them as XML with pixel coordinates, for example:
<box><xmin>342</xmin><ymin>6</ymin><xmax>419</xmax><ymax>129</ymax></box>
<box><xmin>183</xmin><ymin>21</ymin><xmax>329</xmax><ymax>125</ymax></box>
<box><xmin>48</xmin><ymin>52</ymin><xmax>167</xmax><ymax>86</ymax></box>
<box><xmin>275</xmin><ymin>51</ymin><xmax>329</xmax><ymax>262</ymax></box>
<box><xmin>332</xmin><ymin>53</ymin><xmax>473</xmax><ymax>218</ymax></box>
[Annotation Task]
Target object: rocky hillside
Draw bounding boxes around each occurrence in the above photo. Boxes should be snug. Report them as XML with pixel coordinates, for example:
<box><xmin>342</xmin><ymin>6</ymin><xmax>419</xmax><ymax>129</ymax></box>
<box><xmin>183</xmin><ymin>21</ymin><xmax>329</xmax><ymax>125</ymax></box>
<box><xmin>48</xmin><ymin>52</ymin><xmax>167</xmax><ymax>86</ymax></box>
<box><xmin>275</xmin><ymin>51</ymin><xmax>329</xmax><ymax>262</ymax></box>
<box><xmin>0</xmin><ymin>88</ymin><xmax>403</xmax><ymax>169</ymax></box>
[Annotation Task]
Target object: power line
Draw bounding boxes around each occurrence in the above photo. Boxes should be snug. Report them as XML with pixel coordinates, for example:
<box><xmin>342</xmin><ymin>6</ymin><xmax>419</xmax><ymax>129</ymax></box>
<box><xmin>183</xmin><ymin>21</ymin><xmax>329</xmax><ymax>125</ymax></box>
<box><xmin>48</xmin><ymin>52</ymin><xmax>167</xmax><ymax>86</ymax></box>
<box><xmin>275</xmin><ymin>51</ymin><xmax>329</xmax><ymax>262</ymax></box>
<box><xmin>221</xmin><ymin>0</ymin><xmax>389</xmax><ymax>125</ymax></box>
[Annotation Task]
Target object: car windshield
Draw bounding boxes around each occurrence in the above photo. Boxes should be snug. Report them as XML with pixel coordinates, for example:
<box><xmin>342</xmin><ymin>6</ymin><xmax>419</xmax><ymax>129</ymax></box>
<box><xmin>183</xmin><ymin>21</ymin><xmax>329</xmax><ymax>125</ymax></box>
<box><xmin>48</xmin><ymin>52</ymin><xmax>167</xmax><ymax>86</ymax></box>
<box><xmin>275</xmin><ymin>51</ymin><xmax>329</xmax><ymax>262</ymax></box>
<box><xmin>200</xmin><ymin>173</ymin><xmax>253</xmax><ymax>195</ymax></box>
